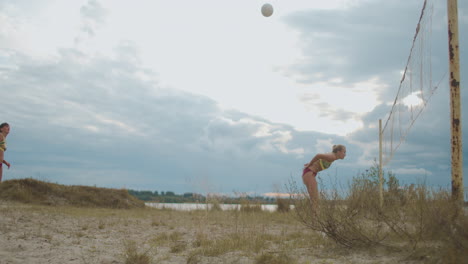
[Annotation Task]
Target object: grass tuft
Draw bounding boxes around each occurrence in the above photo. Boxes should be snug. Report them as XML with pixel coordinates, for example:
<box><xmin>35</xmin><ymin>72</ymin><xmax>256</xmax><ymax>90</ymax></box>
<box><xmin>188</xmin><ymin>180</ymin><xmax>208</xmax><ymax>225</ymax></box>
<box><xmin>276</xmin><ymin>198</ymin><xmax>291</xmax><ymax>213</ymax></box>
<box><xmin>255</xmin><ymin>251</ymin><xmax>296</xmax><ymax>264</ymax></box>
<box><xmin>123</xmin><ymin>240</ymin><xmax>151</xmax><ymax>264</ymax></box>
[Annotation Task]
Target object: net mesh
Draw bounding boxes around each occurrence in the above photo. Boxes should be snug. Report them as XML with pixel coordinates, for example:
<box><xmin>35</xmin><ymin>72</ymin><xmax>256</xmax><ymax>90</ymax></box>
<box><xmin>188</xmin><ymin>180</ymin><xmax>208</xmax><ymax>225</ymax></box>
<box><xmin>381</xmin><ymin>0</ymin><xmax>445</xmax><ymax>166</ymax></box>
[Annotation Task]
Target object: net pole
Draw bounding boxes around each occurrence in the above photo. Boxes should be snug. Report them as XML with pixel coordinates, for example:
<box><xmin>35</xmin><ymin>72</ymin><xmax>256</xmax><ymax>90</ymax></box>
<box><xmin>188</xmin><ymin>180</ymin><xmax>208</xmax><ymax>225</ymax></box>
<box><xmin>447</xmin><ymin>0</ymin><xmax>463</xmax><ymax>205</ymax></box>
<box><xmin>379</xmin><ymin>119</ymin><xmax>383</xmax><ymax>208</ymax></box>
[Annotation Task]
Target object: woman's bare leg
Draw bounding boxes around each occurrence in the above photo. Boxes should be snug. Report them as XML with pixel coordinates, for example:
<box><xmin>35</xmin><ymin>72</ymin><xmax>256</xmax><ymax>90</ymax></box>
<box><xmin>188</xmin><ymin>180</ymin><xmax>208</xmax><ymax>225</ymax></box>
<box><xmin>302</xmin><ymin>172</ymin><xmax>319</xmax><ymax>211</ymax></box>
<box><xmin>0</xmin><ymin>151</ymin><xmax>3</xmax><ymax>182</ymax></box>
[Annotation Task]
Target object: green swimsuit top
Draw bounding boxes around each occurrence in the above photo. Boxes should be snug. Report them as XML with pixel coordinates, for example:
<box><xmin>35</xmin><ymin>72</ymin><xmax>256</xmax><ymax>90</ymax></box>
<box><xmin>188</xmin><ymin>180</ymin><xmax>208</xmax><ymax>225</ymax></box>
<box><xmin>318</xmin><ymin>159</ymin><xmax>332</xmax><ymax>171</ymax></box>
<box><xmin>0</xmin><ymin>137</ymin><xmax>6</xmax><ymax>152</ymax></box>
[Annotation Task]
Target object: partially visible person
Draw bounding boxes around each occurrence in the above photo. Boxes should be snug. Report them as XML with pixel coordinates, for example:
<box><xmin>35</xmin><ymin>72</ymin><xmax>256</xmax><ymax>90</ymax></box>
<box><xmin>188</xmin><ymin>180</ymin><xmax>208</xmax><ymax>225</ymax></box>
<box><xmin>0</xmin><ymin>122</ymin><xmax>11</xmax><ymax>182</ymax></box>
<box><xmin>302</xmin><ymin>144</ymin><xmax>346</xmax><ymax>209</ymax></box>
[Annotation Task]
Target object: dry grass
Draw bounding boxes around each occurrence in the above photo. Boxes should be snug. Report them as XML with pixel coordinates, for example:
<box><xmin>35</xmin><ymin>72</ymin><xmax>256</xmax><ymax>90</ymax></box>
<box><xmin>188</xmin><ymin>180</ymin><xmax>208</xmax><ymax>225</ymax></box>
<box><xmin>0</xmin><ymin>202</ymin><xmax>336</xmax><ymax>263</ymax></box>
<box><xmin>0</xmin><ymin>178</ymin><xmax>144</xmax><ymax>209</ymax></box>
<box><xmin>0</xmin><ymin>198</ymin><xmax>409</xmax><ymax>264</ymax></box>
<box><xmin>1</xmin><ymin>177</ymin><xmax>458</xmax><ymax>263</ymax></box>
<box><xmin>255</xmin><ymin>251</ymin><xmax>296</xmax><ymax>264</ymax></box>
<box><xmin>288</xmin><ymin>166</ymin><xmax>468</xmax><ymax>264</ymax></box>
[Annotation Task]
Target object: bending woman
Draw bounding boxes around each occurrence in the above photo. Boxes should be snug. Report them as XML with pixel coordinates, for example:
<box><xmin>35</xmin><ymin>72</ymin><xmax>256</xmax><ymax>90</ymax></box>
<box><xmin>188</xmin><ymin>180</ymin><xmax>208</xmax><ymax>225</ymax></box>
<box><xmin>302</xmin><ymin>144</ymin><xmax>346</xmax><ymax>207</ymax></box>
<box><xmin>0</xmin><ymin>122</ymin><xmax>11</xmax><ymax>182</ymax></box>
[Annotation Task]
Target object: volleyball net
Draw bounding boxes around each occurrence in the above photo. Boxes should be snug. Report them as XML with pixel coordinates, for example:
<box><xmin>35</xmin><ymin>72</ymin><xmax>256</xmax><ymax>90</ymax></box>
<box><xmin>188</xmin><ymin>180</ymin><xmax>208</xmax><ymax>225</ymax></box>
<box><xmin>381</xmin><ymin>0</ymin><xmax>446</xmax><ymax>166</ymax></box>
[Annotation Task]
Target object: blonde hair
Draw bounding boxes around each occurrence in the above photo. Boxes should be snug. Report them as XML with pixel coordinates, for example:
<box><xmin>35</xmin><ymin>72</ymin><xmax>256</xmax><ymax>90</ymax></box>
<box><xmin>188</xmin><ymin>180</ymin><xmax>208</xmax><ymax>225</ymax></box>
<box><xmin>332</xmin><ymin>144</ymin><xmax>345</xmax><ymax>153</ymax></box>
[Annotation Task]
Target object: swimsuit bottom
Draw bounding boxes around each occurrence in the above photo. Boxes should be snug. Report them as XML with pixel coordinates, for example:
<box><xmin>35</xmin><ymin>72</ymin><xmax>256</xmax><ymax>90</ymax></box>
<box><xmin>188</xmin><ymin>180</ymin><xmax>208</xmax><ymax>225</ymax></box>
<box><xmin>302</xmin><ymin>167</ymin><xmax>316</xmax><ymax>177</ymax></box>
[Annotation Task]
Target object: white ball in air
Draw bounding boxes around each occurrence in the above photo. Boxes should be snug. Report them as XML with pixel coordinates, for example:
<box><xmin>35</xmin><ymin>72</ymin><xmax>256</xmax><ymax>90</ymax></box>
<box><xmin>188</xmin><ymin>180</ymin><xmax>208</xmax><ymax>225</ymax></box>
<box><xmin>261</xmin><ymin>3</ymin><xmax>274</xmax><ymax>17</ymax></box>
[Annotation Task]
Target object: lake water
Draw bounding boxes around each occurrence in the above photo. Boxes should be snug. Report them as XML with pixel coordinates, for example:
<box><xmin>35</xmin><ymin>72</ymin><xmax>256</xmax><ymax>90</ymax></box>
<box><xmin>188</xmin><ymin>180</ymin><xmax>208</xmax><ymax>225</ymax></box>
<box><xmin>146</xmin><ymin>203</ymin><xmax>467</xmax><ymax>214</ymax></box>
<box><xmin>145</xmin><ymin>202</ymin><xmax>280</xmax><ymax>212</ymax></box>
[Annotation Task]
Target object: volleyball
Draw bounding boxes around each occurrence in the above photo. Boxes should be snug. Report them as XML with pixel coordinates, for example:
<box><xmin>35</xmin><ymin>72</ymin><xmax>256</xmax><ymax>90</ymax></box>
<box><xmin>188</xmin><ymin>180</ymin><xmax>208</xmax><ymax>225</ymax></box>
<box><xmin>261</xmin><ymin>3</ymin><xmax>274</xmax><ymax>17</ymax></box>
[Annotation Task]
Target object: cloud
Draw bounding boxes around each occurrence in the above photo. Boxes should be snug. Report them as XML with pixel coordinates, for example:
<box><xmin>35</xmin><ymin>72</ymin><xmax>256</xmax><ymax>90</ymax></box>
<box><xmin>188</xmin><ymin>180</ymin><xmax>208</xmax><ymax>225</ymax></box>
<box><xmin>263</xmin><ymin>192</ymin><xmax>290</xmax><ymax>198</ymax></box>
<box><xmin>282</xmin><ymin>0</ymin><xmax>452</xmax><ymax>111</ymax></box>
<box><xmin>283</xmin><ymin>0</ymin><xmax>423</xmax><ymax>85</ymax></box>
<box><xmin>392</xmin><ymin>168</ymin><xmax>433</xmax><ymax>176</ymax></box>
<box><xmin>1</xmin><ymin>45</ymin><xmax>360</xmax><ymax>193</ymax></box>
<box><xmin>200</xmin><ymin>115</ymin><xmax>304</xmax><ymax>157</ymax></box>
<box><xmin>79</xmin><ymin>0</ymin><xmax>107</xmax><ymax>37</ymax></box>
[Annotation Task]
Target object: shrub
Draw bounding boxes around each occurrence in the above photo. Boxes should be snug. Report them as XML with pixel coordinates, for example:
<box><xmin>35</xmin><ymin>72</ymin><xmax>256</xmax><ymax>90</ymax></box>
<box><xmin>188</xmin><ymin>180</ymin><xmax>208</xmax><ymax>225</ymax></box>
<box><xmin>240</xmin><ymin>199</ymin><xmax>262</xmax><ymax>213</ymax></box>
<box><xmin>288</xmin><ymin>164</ymin><xmax>468</xmax><ymax>261</ymax></box>
<box><xmin>276</xmin><ymin>198</ymin><xmax>290</xmax><ymax>213</ymax></box>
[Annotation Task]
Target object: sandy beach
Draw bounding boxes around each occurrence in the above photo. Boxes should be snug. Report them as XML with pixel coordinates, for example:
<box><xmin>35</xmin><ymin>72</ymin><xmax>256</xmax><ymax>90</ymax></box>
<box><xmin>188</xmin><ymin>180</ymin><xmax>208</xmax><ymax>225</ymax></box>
<box><xmin>0</xmin><ymin>201</ymin><xmax>419</xmax><ymax>264</ymax></box>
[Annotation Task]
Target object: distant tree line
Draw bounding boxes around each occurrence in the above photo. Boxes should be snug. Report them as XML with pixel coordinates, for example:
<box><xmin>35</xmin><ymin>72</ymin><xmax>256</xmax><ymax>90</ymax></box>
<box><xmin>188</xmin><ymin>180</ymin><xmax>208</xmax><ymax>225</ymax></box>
<box><xmin>127</xmin><ymin>189</ymin><xmax>276</xmax><ymax>204</ymax></box>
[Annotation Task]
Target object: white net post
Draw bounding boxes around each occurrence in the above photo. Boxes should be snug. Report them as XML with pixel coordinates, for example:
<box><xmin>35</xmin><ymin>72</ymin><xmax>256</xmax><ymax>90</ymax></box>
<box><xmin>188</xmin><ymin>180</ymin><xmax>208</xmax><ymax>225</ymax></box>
<box><xmin>379</xmin><ymin>119</ymin><xmax>383</xmax><ymax>208</ymax></box>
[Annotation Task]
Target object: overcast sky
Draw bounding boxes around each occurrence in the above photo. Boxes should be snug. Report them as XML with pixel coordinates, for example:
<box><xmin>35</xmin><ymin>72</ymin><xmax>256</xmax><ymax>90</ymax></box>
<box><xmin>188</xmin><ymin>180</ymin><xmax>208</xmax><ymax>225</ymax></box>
<box><xmin>1</xmin><ymin>0</ymin><xmax>467</xmax><ymax>196</ymax></box>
